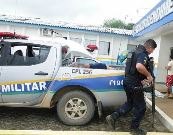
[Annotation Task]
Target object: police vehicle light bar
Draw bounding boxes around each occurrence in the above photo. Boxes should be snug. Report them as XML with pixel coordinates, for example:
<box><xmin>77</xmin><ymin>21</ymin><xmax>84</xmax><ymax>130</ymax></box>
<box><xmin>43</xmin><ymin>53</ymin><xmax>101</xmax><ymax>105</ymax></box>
<box><xmin>0</xmin><ymin>32</ymin><xmax>28</xmax><ymax>39</ymax></box>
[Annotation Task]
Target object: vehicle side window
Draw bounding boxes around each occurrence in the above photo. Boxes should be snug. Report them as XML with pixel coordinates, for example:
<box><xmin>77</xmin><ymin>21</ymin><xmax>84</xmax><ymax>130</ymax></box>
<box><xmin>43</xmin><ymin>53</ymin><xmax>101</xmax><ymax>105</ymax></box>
<box><xmin>39</xmin><ymin>46</ymin><xmax>50</xmax><ymax>63</ymax></box>
<box><xmin>10</xmin><ymin>49</ymin><xmax>25</xmax><ymax>65</ymax></box>
<box><xmin>0</xmin><ymin>44</ymin><xmax>5</xmax><ymax>66</ymax></box>
<box><xmin>62</xmin><ymin>58</ymin><xmax>72</xmax><ymax>66</ymax></box>
<box><xmin>7</xmin><ymin>43</ymin><xmax>51</xmax><ymax>66</ymax></box>
<box><xmin>0</xmin><ymin>43</ymin><xmax>11</xmax><ymax>66</ymax></box>
<box><xmin>0</xmin><ymin>45</ymin><xmax>3</xmax><ymax>56</ymax></box>
<box><xmin>26</xmin><ymin>45</ymin><xmax>50</xmax><ymax>65</ymax></box>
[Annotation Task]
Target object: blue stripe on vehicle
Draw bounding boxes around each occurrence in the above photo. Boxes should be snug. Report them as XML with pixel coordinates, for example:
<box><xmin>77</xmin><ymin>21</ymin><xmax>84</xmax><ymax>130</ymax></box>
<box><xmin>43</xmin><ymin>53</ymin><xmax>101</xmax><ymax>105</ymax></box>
<box><xmin>0</xmin><ymin>75</ymin><xmax>124</xmax><ymax>94</ymax></box>
<box><xmin>50</xmin><ymin>75</ymin><xmax>124</xmax><ymax>92</ymax></box>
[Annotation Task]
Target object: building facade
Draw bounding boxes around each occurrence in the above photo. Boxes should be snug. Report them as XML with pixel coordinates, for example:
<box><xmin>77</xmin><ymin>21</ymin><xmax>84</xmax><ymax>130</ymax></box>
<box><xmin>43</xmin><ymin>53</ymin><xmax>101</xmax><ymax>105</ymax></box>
<box><xmin>1</xmin><ymin>0</ymin><xmax>172</xmax><ymax>83</ymax></box>
<box><xmin>0</xmin><ymin>15</ymin><xmax>138</xmax><ymax>66</ymax></box>
<box><xmin>133</xmin><ymin>0</ymin><xmax>173</xmax><ymax>82</ymax></box>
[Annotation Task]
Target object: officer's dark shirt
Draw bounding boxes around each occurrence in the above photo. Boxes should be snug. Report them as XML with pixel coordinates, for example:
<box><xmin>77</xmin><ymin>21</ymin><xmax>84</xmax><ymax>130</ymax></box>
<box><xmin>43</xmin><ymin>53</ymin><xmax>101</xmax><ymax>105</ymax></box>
<box><xmin>126</xmin><ymin>45</ymin><xmax>149</xmax><ymax>82</ymax></box>
<box><xmin>89</xmin><ymin>63</ymin><xmax>107</xmax><ymax>69</ymax></box>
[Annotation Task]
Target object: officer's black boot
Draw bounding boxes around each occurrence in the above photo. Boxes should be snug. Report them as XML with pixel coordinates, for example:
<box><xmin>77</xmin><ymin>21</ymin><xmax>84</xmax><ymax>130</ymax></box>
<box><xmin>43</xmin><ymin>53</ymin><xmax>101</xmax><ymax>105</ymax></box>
<box><xmin>106</xmin><ymin>112</ymin><xmax>119</xmax><ymax>130</ymax></box>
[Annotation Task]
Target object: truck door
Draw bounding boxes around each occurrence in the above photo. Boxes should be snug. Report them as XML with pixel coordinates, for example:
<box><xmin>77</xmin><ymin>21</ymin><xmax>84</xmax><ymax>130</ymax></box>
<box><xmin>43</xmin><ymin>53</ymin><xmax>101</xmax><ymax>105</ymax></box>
<box><xmin>0</xmin><ymin>42</ymin><xmax>59</xmax><ymax>104</ymax></box>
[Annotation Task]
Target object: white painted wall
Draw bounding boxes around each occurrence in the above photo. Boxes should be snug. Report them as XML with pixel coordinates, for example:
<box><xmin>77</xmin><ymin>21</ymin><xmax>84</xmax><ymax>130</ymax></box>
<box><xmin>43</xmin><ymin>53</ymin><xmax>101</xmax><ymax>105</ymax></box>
<box><xmin>156</xmin><ymin>34</ymin><xmax>173</xmax><ymax>82</ymax></box>
<box><xmin>0</xmin><ymin>24</ymin><xmax>10</xmax><ymax>31</ymax></box>
<box><xmin>112</xmin><ymin>36</ymin><xmax>128</xmax><ymax>60</ymax></box>
<box><xmin>150</xmin><ymin>36</ymin><xmax>161</xmax><ymax>64</ymax></box>
<box><xmin>0</xmin><ymin>22</ymin><xmax>133</xmax><ymax>65</ymax></box>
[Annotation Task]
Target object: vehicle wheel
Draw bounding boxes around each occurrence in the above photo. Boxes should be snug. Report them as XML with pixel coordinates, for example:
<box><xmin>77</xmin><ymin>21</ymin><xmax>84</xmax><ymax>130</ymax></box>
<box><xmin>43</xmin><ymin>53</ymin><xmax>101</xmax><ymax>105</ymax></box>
<box><xmin>57</xmin><ymin>90</ymin><xmax>95</xmax><ymax>125</ymax></box>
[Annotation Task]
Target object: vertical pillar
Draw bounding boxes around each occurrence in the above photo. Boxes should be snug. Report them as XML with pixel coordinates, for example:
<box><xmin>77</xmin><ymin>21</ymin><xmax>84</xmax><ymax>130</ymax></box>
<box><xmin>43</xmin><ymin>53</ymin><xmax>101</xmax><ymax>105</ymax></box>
<box><xmin>81</xmin><ymin>34</ymin><xmax>85</xmax><ymax>46</ymax></box>
<box><xmin>67</xmin><ymin>31</ymin><xmax>70</xmax><ymax>40</ymax></box>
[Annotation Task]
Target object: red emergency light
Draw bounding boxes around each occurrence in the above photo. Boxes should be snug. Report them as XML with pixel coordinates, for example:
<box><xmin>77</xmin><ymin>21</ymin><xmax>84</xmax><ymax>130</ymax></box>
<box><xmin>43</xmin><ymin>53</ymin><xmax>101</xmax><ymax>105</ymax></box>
<box><xmin>86</xmin><ymin>44</ymin><xmax>98</xmax><ymax>52</ymax></box>
<box><xmin>0</xmin><ymin>32</ymin><xmax>28</xmax><ymax>39</ymax></box>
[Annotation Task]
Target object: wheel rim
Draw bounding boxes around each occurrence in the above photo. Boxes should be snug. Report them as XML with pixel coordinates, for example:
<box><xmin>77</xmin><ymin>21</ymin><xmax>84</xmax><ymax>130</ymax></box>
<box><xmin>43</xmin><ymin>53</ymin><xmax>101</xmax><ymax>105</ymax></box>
<box><xmin>65</xmin><ymin>98</ymin><xmax>87</xmax><ymax>120</ymax></box>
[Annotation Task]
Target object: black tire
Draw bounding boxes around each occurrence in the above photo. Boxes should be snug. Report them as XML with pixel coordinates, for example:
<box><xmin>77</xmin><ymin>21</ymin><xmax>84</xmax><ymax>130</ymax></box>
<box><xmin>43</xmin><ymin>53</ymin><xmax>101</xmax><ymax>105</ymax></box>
<box><xmin>57</xmin><ymin>90</ymin><xmax>95</xmax><ymax>125</ymax></box>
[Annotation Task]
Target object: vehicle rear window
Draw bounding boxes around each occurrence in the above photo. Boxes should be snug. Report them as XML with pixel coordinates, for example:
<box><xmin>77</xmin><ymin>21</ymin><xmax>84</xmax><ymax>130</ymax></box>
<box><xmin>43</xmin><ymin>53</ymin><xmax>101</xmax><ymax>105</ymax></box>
<box><xmin>1</xmin><ymin>42</ymin><xmax>51</xmax><ymax>66</ymax></box>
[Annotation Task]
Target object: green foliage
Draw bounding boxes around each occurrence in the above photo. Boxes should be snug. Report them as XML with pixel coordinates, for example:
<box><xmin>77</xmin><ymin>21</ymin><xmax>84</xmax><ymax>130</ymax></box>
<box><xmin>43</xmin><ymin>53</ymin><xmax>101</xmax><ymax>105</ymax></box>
<box><xmin>103</xmin><ymin>18</ymin><xmax>134</xmax><ymax>30</ymax></box>
<box><xmin>126</xmin><ymin>23</ymin><xmax>134</xmax><ymax>30</ymax></box>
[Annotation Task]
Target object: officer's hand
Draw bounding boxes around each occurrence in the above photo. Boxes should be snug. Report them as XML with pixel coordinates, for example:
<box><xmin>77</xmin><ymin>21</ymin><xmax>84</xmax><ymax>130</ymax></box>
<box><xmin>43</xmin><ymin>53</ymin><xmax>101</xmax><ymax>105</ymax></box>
<box><xmin>141</xmin><ymin>79</ymin><xmax>148</xmax><ymax>85</ymax></box>
<box><xmin>141</xmin><ymin>79</ymin><xmax>151</xmax><ymax>86</ymax></box>
<box><xmin>146</xmin><ymin>75</ymin><xmax>153</xmax><ymax>84</ymax></box>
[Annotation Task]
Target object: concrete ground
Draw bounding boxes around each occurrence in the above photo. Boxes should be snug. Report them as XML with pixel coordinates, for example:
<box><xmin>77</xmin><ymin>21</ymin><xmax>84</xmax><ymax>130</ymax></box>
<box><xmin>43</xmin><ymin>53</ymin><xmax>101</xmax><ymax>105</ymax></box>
<box><xmin>0</xmin><ymin>130</ymin><xmax>172</xmax><ymax>135</ymax></box>
<box><xmin>146</xmin><ymin>83</ymin><xmax>173</xmax><ymax>132</ymax></box>
<box><xmin>0</xmin><ymin>83</ymin><xmax>172</xmax><ymax>134</ymax></box>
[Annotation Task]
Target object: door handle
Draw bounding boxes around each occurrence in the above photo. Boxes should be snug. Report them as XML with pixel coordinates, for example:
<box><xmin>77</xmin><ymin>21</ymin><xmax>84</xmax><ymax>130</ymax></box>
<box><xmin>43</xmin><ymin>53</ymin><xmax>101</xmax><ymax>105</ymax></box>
<box><xmin>35</xmin><ymin>71</ymin><xmax>48</xmax><ymax>75</ymax></box>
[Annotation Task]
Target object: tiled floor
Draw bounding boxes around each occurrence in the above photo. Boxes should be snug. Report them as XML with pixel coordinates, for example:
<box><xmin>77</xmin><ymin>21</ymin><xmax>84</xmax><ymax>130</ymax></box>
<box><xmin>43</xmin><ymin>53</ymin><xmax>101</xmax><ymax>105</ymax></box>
<box><xmin>154</xmin><ymin>83</ymin><xmax>173</xmax><ymax>119</ymax></box>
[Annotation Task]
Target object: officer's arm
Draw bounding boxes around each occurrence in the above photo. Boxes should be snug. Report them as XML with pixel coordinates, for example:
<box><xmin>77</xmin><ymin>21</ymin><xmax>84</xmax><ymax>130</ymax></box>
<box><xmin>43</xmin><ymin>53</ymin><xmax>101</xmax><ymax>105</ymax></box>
<box><xmin>136</xmin><ymin>63</ymin><xmax>153</xmax><ymax>82</ymax></box>
<box><xmin>69</xmin><ymin>62</ymin><xmax>90</xmax><ymax>68</ymax></box>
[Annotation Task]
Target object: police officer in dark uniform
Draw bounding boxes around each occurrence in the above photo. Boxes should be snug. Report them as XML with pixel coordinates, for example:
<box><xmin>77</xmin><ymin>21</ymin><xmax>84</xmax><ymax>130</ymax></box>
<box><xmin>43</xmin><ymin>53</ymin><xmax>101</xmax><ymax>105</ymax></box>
<box><xmin>106</xmin><ymin>39</ymin><xmax>157</xmax><ymax>134</ymax></box>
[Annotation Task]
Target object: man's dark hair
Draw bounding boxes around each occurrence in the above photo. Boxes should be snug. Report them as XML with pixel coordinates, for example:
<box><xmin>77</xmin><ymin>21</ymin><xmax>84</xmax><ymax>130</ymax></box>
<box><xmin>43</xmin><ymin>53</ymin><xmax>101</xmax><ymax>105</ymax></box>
<box><xmin>144</xmin><ymin>39</ymin><xmax>157</xmax><ymax>49</ymax></box>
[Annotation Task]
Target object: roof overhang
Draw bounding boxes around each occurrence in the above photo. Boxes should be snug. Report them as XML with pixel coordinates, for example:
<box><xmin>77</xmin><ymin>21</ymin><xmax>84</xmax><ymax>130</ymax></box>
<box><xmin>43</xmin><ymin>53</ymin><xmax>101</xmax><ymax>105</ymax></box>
<box><xmin>134</xmin><ymin>21</ymin><xmax>173</xmax><ymax>41</ymax></box>
<box><xmin>133</xmin><ymin>0</ymin><xmax>173</xmax><ymax>39</ymax></box>
<box><xmin>0</xmin><ymin>15</ymin><xmax>132</xmax><ymax>36</ymax></box>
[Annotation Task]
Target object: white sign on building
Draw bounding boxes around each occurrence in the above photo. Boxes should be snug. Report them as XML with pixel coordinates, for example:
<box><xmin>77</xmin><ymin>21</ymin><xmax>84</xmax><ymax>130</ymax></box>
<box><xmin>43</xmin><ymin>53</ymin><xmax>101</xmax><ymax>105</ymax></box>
<box><xmin>134</xmin><ymin>0</ymin><xmax>173</xmax><ymax>34</ymax></box>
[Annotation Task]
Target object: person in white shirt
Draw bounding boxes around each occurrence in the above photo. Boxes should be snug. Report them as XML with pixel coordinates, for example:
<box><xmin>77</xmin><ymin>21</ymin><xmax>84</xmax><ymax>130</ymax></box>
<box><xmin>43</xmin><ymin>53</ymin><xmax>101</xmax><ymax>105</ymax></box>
<box><xmin>165</xmin><ymin>55</ymin><xmax>173</xmax><ymax>98</ymax></box>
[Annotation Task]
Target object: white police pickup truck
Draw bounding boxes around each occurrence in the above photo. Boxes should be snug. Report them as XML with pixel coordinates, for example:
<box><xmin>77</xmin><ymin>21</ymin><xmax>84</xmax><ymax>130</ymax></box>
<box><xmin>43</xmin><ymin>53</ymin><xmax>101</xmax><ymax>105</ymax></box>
<box><xmin>0</xmin><ymin>33</ymin><xmax>126</xmax><ymax>125</ymax></box>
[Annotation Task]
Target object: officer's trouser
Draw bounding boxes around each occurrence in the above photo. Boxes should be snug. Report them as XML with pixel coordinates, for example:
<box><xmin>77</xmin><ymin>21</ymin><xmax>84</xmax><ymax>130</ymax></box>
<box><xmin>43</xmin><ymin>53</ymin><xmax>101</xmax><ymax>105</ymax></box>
<box><xmin>112</xmin><ymin>79</ymin><xmax>146</xmax><ymax>129</ymax></box>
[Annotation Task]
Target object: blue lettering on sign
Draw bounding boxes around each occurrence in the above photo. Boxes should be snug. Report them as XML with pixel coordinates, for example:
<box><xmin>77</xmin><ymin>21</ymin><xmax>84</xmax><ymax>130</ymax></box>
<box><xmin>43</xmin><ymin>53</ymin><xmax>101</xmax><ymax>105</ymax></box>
<box><xmin>0</xmin><ymin>82</ymin><xmax>47</xmax><ymax>93</ymax></box>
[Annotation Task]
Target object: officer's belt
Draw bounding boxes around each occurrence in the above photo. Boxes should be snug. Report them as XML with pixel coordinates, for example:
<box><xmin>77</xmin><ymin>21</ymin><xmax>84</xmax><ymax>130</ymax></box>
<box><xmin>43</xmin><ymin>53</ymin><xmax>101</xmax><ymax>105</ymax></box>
<box><xmin>134</xmin><ymin>85</ymin><xmax>153</xmax><ymax>92</ymax></box>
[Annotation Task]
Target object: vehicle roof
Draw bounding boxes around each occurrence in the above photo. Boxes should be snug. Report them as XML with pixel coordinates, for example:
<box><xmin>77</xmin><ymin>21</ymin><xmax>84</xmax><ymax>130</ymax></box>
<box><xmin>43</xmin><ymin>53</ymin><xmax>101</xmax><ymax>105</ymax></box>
<box><xmin>2</xmin><ymin>37</ymin><xmax>93</xmax><ymax>58</ymax></box>
<box><xmin>2</xmin><ymin>37</ymin><xmax>64</xmax><ymax>47</ymax></box>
